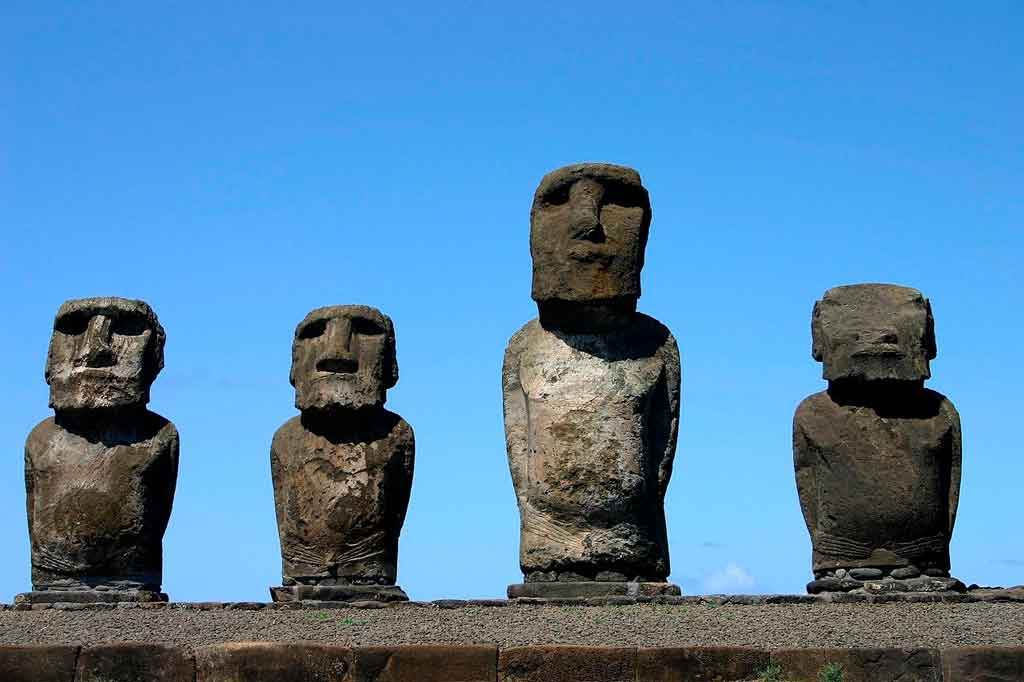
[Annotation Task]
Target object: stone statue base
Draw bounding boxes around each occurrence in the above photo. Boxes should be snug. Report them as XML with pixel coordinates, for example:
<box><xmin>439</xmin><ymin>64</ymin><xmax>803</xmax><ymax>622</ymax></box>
<box><xmin>807</xmin><ymin>571</ymin><xmax>966</xmax><ymax>596</ymax></box>
<box><xmin>15</xmin><ymin>590</ymin><xmax>168</xmax><ymax>604</ymax></box>
<box><xmin>507</xmin><ymin>581</ymin><xmax>681</xmax><ymax>599</ymax></box>
<box><xmin>269</xmin><ymin>584</ymin><xmax>409</xmax><ymax>603</ymax></box>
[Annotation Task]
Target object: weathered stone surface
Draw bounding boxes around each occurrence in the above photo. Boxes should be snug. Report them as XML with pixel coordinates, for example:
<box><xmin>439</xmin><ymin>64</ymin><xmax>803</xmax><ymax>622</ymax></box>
<box><xmin>499</xmin><ymin>646</ymin><xmax>636</xmax><ymax>682</ymax></box>
<box><xmin>353</xmin><ymin>645</ymin><xmax>497</xmax><ymax>682</ymax></box>
<box><xmin>505</xmin><ymin>163</ymin><xmax>680</xmax><ymax>589</ymax></box>
<box><xmin>806</xmin><ymin>578</ymin><xmax>857</xmax><ymax>594</ymax></box>
<box><xmin>196</xmin><ymin>641</ymin><xmax>352</xmax><ymax>681</ymax></box>
<box><xmin>271</xmin><ymin>585</ymin><xmax>408</xmax><ymax>603</ymax></box>
<box><xmin>25</xmin><ymin>297</ymin><xmax>178</xmax><ymax>602</ymax></box>
<box><xmin>636</xmin><ymin>646</ymin><xmax>768</xmax><ymax>681</ymax></box>
<box><xmin>77</xmin><ymin>642</ymin><xmax>193</xmax><ymax>682</ymax></box>
<box><xmin>942</xmin><ymin>647</ymin><xmax>1024</xmax><ymax>681</ymax></box>
<box><xmin>966</xmin><ymin>586</ymin><xmax>1024</xmax><ymax>602</ymax></box>
<box><xmin>848</xmin><ymin>567</ymin><xmax>884</xmax><ymax>580</ymax></box>
<box><xmin>862</xmin><ymin>576</ymin><xmax>965</xmax><ymax>595</ymax></box>
<box><xmin>0</xmin><ymin>645</ymin><xmax>78</xmax><ymax>682</ymax></box>
<box><xmin>508</xmin><ymin>582</ymin><xmax>680</xmax><ymax>599</ymax></box>
<box><xmin>771</xmin><ymin>648</ymin><xmax>941</xmax><ymax>682</ymax></box>
<box><xmin>271</xmin><ymin>305</ymin><xmax>414</xmax><ymax>600</ymax></box>
<box><xmin>794</xmin><ymin>284</ymin><xmax>962</xmax><ymax>590</ymax></box>
<box><xmin>892</xmin><ymin>566</ymin><xmax>923</xmax><ymax>579</ymax></box>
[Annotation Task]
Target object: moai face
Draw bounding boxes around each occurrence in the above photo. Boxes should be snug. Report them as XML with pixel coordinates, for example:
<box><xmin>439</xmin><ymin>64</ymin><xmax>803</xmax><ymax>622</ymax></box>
<box><xmin>291</xmin><ymin>305</ymin><xmax>398</xmax><ymax>412</ymax></box>
<box><xmin>45</xmin><ymin>297</ymin><xmax>165</xmax><ymax>411</ymax></box>
<box><xmin>812</xmin><ymin>284</ymin><xmax>936</xmax><ymax>383</ymax></box>
<box><xmin>530</xmin><ymin>163</ymin><xmax>652</xmax><ymax>305</ymax></box>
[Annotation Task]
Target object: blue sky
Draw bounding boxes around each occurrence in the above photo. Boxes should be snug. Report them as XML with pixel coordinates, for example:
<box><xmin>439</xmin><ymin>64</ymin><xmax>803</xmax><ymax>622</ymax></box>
<box><xmin>2</xmin><ymin>2</ymin><xmax>1021</xmax><ymax>602</ymax></box>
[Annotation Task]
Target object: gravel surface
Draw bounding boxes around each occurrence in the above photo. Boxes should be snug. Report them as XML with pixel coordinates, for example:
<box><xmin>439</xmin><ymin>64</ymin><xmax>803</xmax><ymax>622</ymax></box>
<box><xmin>2</xmin><ymin>603</ymin><xmax>1023</xmax><ymax>651</ymax></box>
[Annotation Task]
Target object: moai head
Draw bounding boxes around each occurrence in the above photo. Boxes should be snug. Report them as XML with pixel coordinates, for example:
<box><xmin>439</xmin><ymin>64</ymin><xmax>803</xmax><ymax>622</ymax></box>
<box><xmin>812</xmin><ymin>284</ymin><xmax>936</xmax><ymax>383</ymax></box>
<box><xmin>45</xmin><ymin>297</ymin><xmax>166</xmax><ymax>412</ymax></box>
<box><xmin>290</xmin><ymin>305</ymin><xmax>398</xmax><ymax>412</ymax></box>
<box><xmin>530</xmin><ymin>163</ymin><xmax>652</xmax><ymax>307</ymax></box>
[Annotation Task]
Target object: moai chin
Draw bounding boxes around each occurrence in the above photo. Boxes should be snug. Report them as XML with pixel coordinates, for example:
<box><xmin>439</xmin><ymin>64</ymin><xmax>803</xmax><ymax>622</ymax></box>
<box><xmin>270</xmin><ymin>305</ymin><xmax>414</xmax><ymax>603</ymax></box>
<box><xmin>20</xmin><ymin>297</ymin><xmax>179</xmax><ymax>604</ymax></box>
<box><xmin>503</xmin><ymin>163</ymin><xmax>682</xmax><ymax>599</ymax></box>
<box><xmin>794</xmin><ymin>284</ymin><xmax>965</xmax><ymax>595</ymax></box>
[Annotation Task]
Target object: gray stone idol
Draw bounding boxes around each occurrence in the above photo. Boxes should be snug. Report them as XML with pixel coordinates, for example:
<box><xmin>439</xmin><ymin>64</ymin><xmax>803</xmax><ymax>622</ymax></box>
<box><xmin>270</xmin><ymin>305</ymin><xmax>414</xmax><ymax>603</ymax></box>
<box><xmin>794</xmin><ymin>284</ymin><xmax>965</xmax><ymax>595</ymax></box>
<box><xmin>21</xmin><ymin>297</ymin><xmax>178</xmax><ymax>604</ymax></box>
<box><xmin>504</xmin><ymin>163</ymin><xmax>681</xmax><ymax>598</ymax></box>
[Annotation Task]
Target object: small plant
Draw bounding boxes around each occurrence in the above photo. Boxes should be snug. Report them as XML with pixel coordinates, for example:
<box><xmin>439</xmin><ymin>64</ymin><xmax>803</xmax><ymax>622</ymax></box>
<box><xmin>340</xmin><ymin>617</ymin><xmax>368</xmax><ymax>626</ymax></box>
<box><xmin>756</xmin><ymin>662</ymin><xmax>785</xmax><ymax>682</ymax></box>
<box><xmin>818</xmin><ymin>662</ymin><xmax>844</xmax><ymax>682</ymax></box>
<box><xmin>308</xmin><ymin>610</ymin><xmax>332</xmax><ymax>622</ymax></box>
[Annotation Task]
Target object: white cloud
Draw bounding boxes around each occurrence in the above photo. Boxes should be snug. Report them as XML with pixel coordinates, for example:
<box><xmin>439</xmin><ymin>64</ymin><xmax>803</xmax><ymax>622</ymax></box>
<box><xmin>702</xmin><ymin>562</ymin><xmax>755</xmax><ymax>593</ymax></box>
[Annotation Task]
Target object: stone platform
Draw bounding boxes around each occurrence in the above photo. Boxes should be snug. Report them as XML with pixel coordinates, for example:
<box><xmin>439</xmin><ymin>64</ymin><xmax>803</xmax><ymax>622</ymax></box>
<box><xmin>506</xmin><ymin>581</ymin><xmax>680</xmax><ymax>599</ymax></box>
<box><xmin>3</xmin><ymin>595</ymin><xmax>1024</xmax><ymax>680</ymax></box>
<box><xmin>14</xmin><ymin>590</ymin><xmax>168</xmax><ymax>604</ymax></box>
<box><xmin>1</xmin><ymin>641</ymin><xmax>1022</xmax><ymax>681</ymax></box>
<box><xmin>269</xmin><ymin>584</ymin><xmax>408</xmax><ymax>603</ymax></box>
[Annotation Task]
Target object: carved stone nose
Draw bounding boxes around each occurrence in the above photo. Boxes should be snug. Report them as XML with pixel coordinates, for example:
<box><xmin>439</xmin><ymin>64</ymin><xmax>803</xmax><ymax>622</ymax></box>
<box><xmin>326</xmin><ymin>318</ymin><xmax>354</xmax><ymax>351</ymax></box>
<box><xmin>873</xmin><ymin>329</ymin><xmax>899</xmax><ymax>344</ymax></box>
<box><xmin>572</xmin><ymin>222</ymin><xmax>606</xmax><ymax>243</ymax></box>
<box><xmin>83</xmin><ymin>316</ymin><xmax>115</xmax><ymax>368</ymax></box>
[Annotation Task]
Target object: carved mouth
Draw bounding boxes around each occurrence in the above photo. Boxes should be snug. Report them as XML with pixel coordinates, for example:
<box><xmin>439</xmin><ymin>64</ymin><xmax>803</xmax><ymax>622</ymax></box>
<box><xmin>316</xmin><ymin>358</ymin><xmax>358</xmax><ymax>374</ymax></box>
<box><xmin>851</xmin><ymin>344</ymin><xmax>903</xmax><ymax>357</ymax></box>
<box><xmin>567</xmin><ymin>246</ymin><xmax>613</xmax><ymax>265</ymax></box>
<box><xmin>72</xmin><ymin>367</ymin><xmax>117</xmax><ymax>377</ymax></box>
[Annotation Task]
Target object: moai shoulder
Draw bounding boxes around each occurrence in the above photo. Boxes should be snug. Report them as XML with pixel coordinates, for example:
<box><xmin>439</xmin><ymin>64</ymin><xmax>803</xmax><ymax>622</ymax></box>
<box><xmin>270</xmin><ymin>305</ymin><xmax>414</xmax><ymax>604</ymax></box>
<box><xmin>793</xmin><ymin>284</ymin><xmax>963</xmax><ymax>595</ymax></box>
<box><xmin>503</xmin><ymin>163</ymin><xmax>681</xmax><ymax>598</ymax></box>
<box><xmin>22</xmin><ymin>297</ymin><xmax>178</xmax><ymax>604</ymax></box>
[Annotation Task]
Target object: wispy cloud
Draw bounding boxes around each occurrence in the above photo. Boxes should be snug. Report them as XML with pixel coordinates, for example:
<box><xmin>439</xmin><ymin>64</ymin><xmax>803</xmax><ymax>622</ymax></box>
<box><xmin>702</xmin><ymin>562</ymin><xmax>755</xmax><ymax>593</ymax></box>
<box><xmin>992</xmin><ymin>559</ymin><xmax>1024</xmax><ymax>566</ymax></box>
<box><xmin>701</xmin><ymin>541</ymin><xmax>727</xmax><ymax>550</ymax></box>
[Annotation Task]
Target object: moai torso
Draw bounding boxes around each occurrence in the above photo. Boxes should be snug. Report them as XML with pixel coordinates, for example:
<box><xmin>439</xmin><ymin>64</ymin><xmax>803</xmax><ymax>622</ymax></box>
<box><xmin>504</xmin><ymin>164</ymin><xmax>680</xmax><ymax>582</ymax></box>
<box><xmin>24</xmin><ymin>297</ymin><xmax>177</xmax><ymax>595</ymax></box>
<box><xmin>794</xmin><ymin>389</ymin><xmax>960</xmax><ymax>572</ymax></box>
<box><xmin>26</xmin><ymin>413</ymin><xmax>178</xmax><ymax>589</ymax></box>
<box><xmin>271</xmin><ymin>305</ymin><xmax>414</xmax><ymax>591</ymax></box>
<box><xmin>271</xmin><ymin>412</ymin><xmax>413</xmax><ymax>585</ymax></box>
<box><xmin>793</xmin><ymin>284</ymin><xmax>963</xmax><ymax>589</ymax></box>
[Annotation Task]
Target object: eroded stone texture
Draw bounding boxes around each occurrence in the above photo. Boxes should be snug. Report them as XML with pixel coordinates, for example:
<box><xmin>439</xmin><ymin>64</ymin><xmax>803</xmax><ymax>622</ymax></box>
<box><xmin>271</xmin><ymin>305</ymin><xmax>414</xmax><ymax>602</ymax></box>
<box><xmin>22</xmin><ymin>298</ymin><xmax>178</xmax><ymax>603</ymax></box>
<box><xmin>794</xmin><ymin>284</ymin><xmax>963</xmax><ymax>594</ymax></box>
<box><xmin>505</xmin><ymin>164</ymin><xmax>680</xmax><ymax>596</ymax></box>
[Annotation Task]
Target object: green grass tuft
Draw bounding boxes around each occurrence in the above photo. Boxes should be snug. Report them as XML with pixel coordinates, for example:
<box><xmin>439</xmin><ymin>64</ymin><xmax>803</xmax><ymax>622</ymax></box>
<box><xmin>756</xmin><ymin>662</ymin><xmax>785</xmax><ymax>682</ymax></box>
<box><xmin>818</xmin><ymin>662</ymin><xmax>844</xmax><ymax>682</ymax></box>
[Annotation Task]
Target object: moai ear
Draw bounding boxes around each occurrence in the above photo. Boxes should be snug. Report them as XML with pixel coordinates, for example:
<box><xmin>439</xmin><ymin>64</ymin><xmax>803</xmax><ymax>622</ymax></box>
<box><xmin>923</xmin><ymin>298</ymin><xmax>937</xmax><ymax>360</ymax></box>
<box><xmin>811</xmin><ymin>300</ymin><xmax>825</xmax><ymax>362</ymax></box>
<box><xmin>143</xmin><ymin>316</ymin><xmax>166</xmax><ymax>386</ymax></box>
<box><xmin>384</xmin><ymin>314</ymin><xmax>399</xmax><ymax>389</ymax></box>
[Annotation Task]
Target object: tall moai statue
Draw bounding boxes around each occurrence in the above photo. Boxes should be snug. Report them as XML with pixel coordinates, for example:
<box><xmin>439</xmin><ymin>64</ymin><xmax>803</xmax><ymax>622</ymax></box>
<box><xmin>794</xmin><ymin>284</ymin><xmax>965</xmax><ymax>595</ymax></box>
<box><xmin>21</xmin><ymin>297</ymin><xmax>178</xmax><ymax>604</ymax></box>
<box><xmin>503</xmin><ymin>163</ymin><xmax>681</xmax><ymax>598</ymax></box>
<box><xmin>270</xmin><ymin>305</ymin><xmax>414</xmax><ymax>603</ymax></box>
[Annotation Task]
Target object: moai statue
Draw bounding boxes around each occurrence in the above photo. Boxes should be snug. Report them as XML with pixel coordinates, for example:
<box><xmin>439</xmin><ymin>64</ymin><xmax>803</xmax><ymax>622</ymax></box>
<box><xmin>503</xmin><ymin>163</ymin><xmax>681</xmax><ymax>599</ymax></box>
<box><xmin>270</xmin><ymin>305</ymin><xmax>414</xmax><ymax>603</ymax></box>
<box><xmin>21</xmin><ymin>297</ymin><xmax>178</xmax><ymax>604</ymax></box>
<box><xmin>794</xmin><ymin>284</ymin><xmax>965</xmax><ymax>595</ymax></box>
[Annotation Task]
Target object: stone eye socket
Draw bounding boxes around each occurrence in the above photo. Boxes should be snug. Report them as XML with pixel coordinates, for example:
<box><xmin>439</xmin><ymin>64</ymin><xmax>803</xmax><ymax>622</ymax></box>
<box><xmin>601</xmin><ymin>182</ymin><xmax>643</xmax><ymax>208</ymax></box>
<box><xmin>298</xmin><ymin>319</ymin><xmax>327</xmax><ymax>340</ymax></box>
<box><xmin>352</xmin><ymin>318</ymin><xmax>384</xmax><ymax>336</ymax></box>
<box><xmin>111</xmin><ymin>314</ymin><xmax>147</xmax><ymax>336</ymax></box>
<box><xmin>542</xmin><ymin>183</ymin><xmax>571</xmax><ymax>206</ymax></box>
<box><xmin>55</xmin><ymin>312</ymin><xmax>90</xmax><ymax>335</ymax></box>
